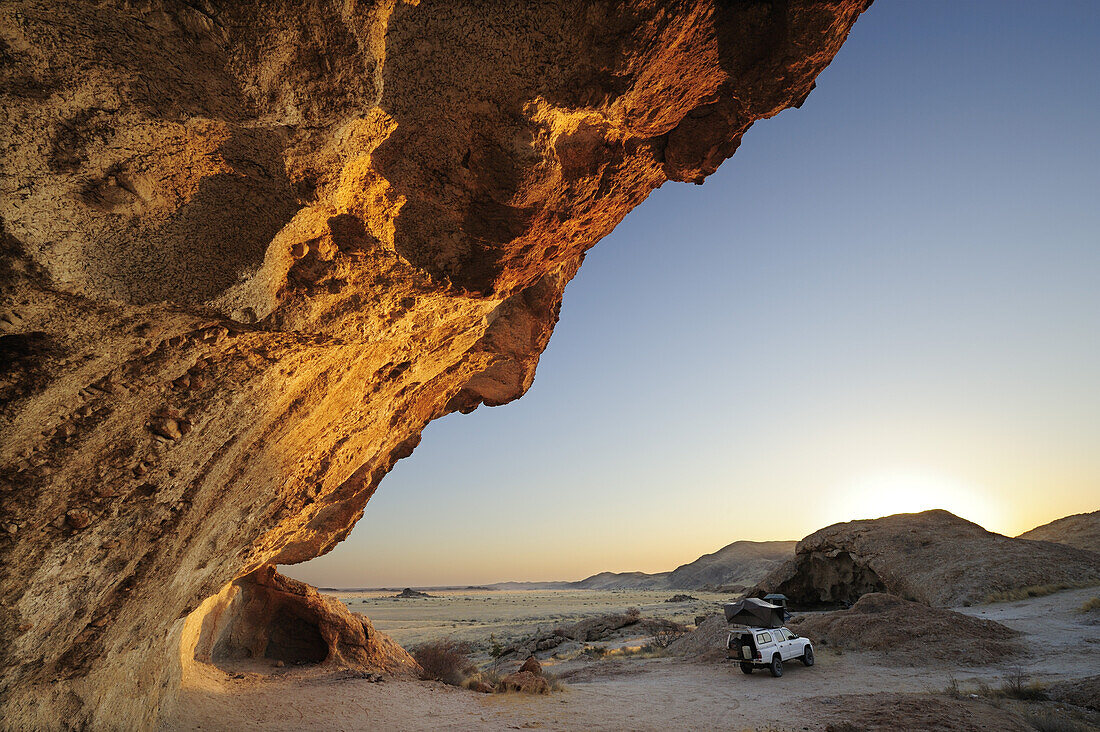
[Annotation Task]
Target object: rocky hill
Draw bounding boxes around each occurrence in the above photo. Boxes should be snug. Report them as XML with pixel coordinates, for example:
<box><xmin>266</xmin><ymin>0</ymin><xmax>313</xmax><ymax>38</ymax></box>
<box><xmin>1018</xmin><ymin>510</ymin><xmax>1100</xmax><ymax>554</ymax></box>
<box><xmin>0</xmin><ymin>1</ymin><xmax>871</xmax><ymax>727</ymax></box>
<box><xmin>753</xmin><ymin>510</ymin><xmax>1100</xmax><ymax>608</ymax></box>
<box><xmin>663</xmin><ymin>540</ymin><xmax>796</xmax><ymax>590</ymax></box>
<box><xmin>488</xmin><ymin>540</ymin><xmax>795</xmax><ymax>591</ymax></box>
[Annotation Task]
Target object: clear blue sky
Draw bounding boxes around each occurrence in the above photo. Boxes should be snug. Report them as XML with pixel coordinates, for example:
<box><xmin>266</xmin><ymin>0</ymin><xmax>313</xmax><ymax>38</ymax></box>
<box><xmin>287</xmin><ymin>1</ymin><xmax>1100</xmax><ymax>588</ymax></box>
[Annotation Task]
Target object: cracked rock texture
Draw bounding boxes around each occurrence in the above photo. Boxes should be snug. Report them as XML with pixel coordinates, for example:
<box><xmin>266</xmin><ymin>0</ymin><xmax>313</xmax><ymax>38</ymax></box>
<box><xmin>0</xmin><ymin>0</ymin><xmax>870</xmax><ymax>727</ymax></box>
<box><xmin>754</xmin><ymin>510</ymin><xmax>1100</xmax><ymax>608</ymax></box>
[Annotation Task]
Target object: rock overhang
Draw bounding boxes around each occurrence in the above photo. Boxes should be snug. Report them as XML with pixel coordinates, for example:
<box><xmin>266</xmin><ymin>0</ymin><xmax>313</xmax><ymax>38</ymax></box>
<box><xmin>0</xmin><ymin>1</ymin><xmax>873</xmax><ymax>727</ymax></box>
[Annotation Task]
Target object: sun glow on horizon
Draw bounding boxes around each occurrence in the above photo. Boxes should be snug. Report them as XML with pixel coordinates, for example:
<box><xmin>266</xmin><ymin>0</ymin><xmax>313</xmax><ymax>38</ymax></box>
<box><xmin>830</xmin><ymin>471</ymin><xmax>1009</xmax><ymax>534</ymax></box>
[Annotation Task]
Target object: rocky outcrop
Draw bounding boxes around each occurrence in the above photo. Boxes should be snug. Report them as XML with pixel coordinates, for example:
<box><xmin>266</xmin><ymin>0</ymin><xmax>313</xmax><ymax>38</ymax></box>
<box><xmin>393</xmin><ymin>588</ymin><xmax>433</xmax><ymax>598</ymax></box>
<box><xmin>1018</xmin><ymin>510</ymin><xmax>1100</xmax><ymax>554</ymax></box>
<box><xmin>753</xmin><ymin>510</ymin><xmax>1100</xmax><ymax>608</ymax></box>
<box><xmin>788</xmin><ymin>592</ymin><xmax>1021</xmax><ymax>664</ymax></box>
<box><xmin>499</xmin><ymin>608</ymin><xmax>642</xmax><ymax>657</ymax></box>
<box><xmin>0</xmin><ymin>1</ymin><xmax>871</xmax><ymax>727</ymax></box>
<box><xmin>666</xmin><ymin>614</ymin><xmax>728</xmax><ymax>660</ymax></box>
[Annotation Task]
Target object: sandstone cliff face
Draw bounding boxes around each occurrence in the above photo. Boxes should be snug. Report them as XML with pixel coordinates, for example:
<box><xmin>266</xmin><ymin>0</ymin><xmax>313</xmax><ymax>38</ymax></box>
<box><xmin>754</xmin><ymin>510</ymin><xmax>1100</xmax><ymax>608</ymax></box>
<box><xmin>0</xmin><ymin>1</ymin><xmax>870</xmax><ymax>727</ymax></box>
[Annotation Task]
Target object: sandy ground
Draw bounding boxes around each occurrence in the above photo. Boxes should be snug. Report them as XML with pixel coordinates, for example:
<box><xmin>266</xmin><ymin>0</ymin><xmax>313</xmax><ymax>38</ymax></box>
<box><xmin>160</xmin><ymin>587</ymin><xmax>1100</xmax><ymax>731</ymax></box>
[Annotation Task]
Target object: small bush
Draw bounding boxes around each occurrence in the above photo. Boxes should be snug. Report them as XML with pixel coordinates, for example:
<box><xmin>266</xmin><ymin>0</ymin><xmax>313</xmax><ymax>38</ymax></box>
<box><xmin>462</xmin><ymin>668</ymin><xmax>501</xmax><ymax>691</ymax></box>
<box><xmin>488</xmin><ymin>634</ymin><xmax>505</xmax><ymax>658</ymax></box>
<box><xmin>641</xmin><ymin>618</ymin><xmax>688</xmax><ymax>649</ymax></box>
<box><xmin>944</xmin><ymin>676</ymin><xmax>963</xmax><ymax>700</ymax></box>
<box><xmin>1078</xmin><ymin>596</ymin><xmax>1100</xmax><ymax>613</ymax></box>
<box><xmin>1000</xmin><ymin>669</ymin><xmax>1048</xmax><ymax>701</ymax></box>
<box><xmin>412</xmin><ymin>640</ymin><xmax>474</xmax><ymax>686</ymax></box>
<box><xmin>625</xmin><ymin>607</ymin><xmax>641</xmax><ymax>622</ymax></box>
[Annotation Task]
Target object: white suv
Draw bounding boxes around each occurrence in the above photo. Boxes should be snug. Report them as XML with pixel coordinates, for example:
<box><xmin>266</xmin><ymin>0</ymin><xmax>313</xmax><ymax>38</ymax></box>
<box><xmin>727</xmin><ymin>626</ymin><xmax>814</xmax><ymax>677</ymax></box>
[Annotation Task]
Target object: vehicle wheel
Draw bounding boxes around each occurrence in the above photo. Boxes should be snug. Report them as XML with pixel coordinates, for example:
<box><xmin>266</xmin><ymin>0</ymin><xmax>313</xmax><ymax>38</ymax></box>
<box><xmin>739</xmin><ymin>662</ymin><xmax>753</xmax><ymax>675</ymax></box>
<box><xmin>802</xmin><ymin>647</ymin><xmax>814</xmax><ymax>667</ymax></box>
<box><xmin>769</xmin><ymin>655</ymin><xmax>783</xmax><ymax>678</ymax></box>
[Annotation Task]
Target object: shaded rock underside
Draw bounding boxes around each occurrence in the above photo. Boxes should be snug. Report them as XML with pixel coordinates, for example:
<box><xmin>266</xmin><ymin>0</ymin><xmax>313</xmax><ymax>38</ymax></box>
<box><xmin>0</xmin><ymin>0</ymin><xmax>871</xmax><ymax>727</ymax></box>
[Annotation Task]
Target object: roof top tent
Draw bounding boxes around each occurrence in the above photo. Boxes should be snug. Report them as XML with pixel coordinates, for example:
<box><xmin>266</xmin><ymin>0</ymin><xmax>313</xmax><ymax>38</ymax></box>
<box><xmin>763</xmin><ymin>594</ymin><xmax>788</xmax><ymax>607</ymax></box>
<box><xmin>723</xmin><ymin>598</ymin><xmax>786</xmax><ymax>629</ymax></box>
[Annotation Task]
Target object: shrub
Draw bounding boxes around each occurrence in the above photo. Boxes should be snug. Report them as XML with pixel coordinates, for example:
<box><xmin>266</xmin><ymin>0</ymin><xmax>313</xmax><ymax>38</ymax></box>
<box><xmin>462</xmin><ymin>668</ymin><xmax>501</xmax><ymax>691</ymax></box>
<box><xmin>1078</xmin><ymin>596</ymin><xmax>1100</xmax><ymax>613</ymax></box>
<box><xmin>641</xmin><ymin>618</ymin><xmax>688</xmax><ymax>649</ymax></box>
<box><xmin>412</xmin><ymin>640</ymin><xmax>474</xmax><ymax>686</ymax></box>
<box><xmin>488</xmin><ymin>633</ymin><xmax>505</xmax><ymax>658</ymax></box>
<box><xmin>1000</xmin><ymin>669</ymin><xmax>1048</xmax><ymax>701</ymax></box>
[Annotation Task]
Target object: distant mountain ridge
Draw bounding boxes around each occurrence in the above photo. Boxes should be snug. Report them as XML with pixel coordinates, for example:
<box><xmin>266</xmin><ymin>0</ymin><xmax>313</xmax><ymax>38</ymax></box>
<box><xmin>488</xmin><ymin>540</ymin><xmax>796</xmax><ymax>591</ymax></box>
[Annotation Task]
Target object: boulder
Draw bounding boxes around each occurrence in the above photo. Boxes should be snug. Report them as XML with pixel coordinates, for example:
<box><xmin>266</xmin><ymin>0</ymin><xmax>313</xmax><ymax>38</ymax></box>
<box><xmin>497</xmin><ymin>671</ymin><xmax>550</xmax><ymax>695</ymax></box>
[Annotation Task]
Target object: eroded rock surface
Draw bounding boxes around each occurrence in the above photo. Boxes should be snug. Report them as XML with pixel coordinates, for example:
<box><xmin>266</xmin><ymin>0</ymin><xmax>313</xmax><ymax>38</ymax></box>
<box><xmin>0</xmin><ymin>0</ymin><xmax>871</xmax><ymax>727</ymax></box>
<box><xmin>754</xmin><ymin>510</ymin><xmax>1100</xmax><ymax>608</ymax></box>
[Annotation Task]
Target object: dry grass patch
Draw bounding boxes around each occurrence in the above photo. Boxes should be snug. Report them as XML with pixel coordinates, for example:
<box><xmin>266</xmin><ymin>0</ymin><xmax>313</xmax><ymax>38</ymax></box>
<box><xmin>944</xmin><ymin>669</ymin><xmax>1049</xmax><ymax>702</ymax></box>
<box><xmin>985</xmin><ymin>582</ymin><xmax>1097</xmax><ymax>604</ymax></box>
<box><xmin>611</xmin><ymin>643</ymin><xmax>666</xmax><ymax>659</ymax></box>
<box><xmin>1078</xmin><ymin>596</ymin><xmax>1100</xmax><ymax>613</ymax></box>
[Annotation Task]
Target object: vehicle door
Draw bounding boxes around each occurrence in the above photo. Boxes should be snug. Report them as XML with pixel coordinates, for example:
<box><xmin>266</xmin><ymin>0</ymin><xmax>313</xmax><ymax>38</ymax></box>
<box><xmin>778</xmin><ymin>628</ymin><xmax>797</xmax><ymax>660</ymax></box>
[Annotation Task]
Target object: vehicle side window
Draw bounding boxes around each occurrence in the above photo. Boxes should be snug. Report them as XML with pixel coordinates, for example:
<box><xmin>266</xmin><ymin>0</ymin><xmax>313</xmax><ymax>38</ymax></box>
<box><xmin>782</xmin><ymin>629</ymin><xmax>794</xmax><ymax>640</ymax></box>
<box><xmin>756</xmin><ymin>632</ymin><xmax>771</xmax><ymax>644</ymax></box>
